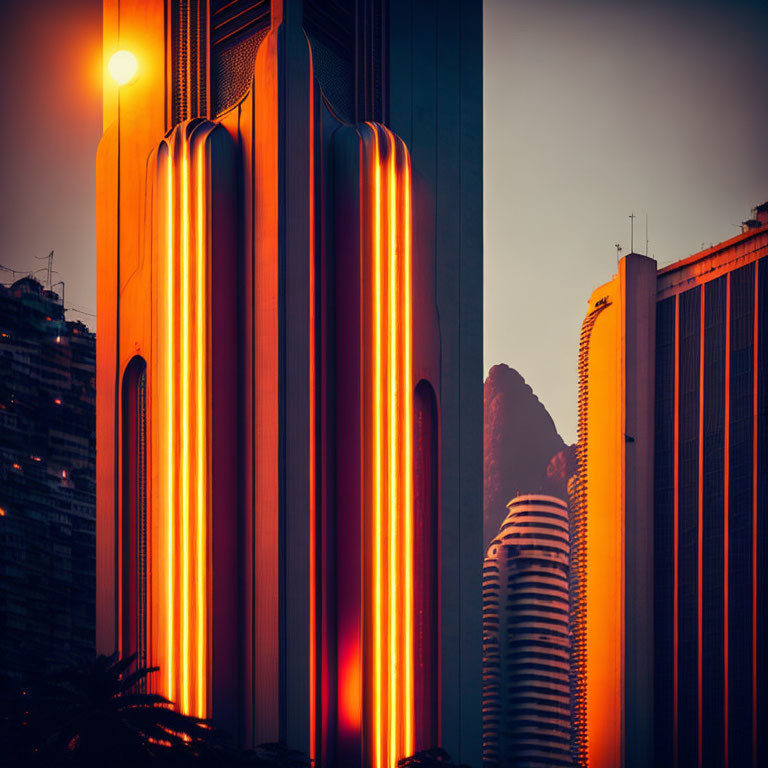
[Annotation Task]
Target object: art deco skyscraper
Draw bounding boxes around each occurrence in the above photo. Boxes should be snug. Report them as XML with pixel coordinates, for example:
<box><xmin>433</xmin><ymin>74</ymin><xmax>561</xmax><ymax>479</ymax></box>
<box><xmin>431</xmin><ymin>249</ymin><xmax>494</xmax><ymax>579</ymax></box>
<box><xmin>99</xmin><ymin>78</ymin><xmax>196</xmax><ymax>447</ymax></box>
<box><xmin>482</xmin><ymin>494</ymin><xmax>572</xmax><ymax>768</ymax></box>
<box><xmin>571</xmin><ymin>204</ymin><xmax>768</xmax><ymax>768</ymax></box>
<box><xmin>96</xmin><ymin>2</ymin><xmax>482</xmax><ymax>767</ymax></box>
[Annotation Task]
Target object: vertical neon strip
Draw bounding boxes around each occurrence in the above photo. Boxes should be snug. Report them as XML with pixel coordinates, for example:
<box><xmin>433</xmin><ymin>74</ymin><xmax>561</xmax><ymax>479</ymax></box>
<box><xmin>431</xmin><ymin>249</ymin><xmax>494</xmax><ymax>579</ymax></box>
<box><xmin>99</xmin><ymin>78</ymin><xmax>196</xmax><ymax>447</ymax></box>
<box><xmin>180</xmin><ymin>137</ymin><xmax>191</xmax><ymax>715</ymax></box>
<box><xmin>752</xmin><ymin>267</ymin><xmax>759</xmax><ymax>768</ymax></box>
<box><xmin>166</xmin><ymin>146</ymin><xmax>176</xmax><ymax>703</ymax></box>
<box><xmin>724</xmin><ymin>274</ymin><xmax>730</xmax><ymax>765</ymax></box>
<box><xmin>373</xmin><ymin>126</ymin><xmax>383</xmax><ymax>768</ymax></box>
<box><xmin>366</xmin><ymin>126</ymin><xmax>414</xmax><ymax>768</ymax></box>
<box><xmin>195</xmin><ymin>140</ymin><xmax>207</xmax><ymax>718</ymax></box>
<box><xmin>308</xmin><ymin>99</ymin><xmax>317</xmax><ymax>763</ymax></box>
<box><xmin>387</xmin><ymin>130</ymin><xmax>399</xmax><ymax>768</ymax></box>
<box><xmin>674</xmin><ymin>295</ymin><xmax>680</xmax><ymax>767</ymax></box>
<box><xmin>698</xmin><ymin>288</ymin><xmax>705</xmax><ymax>768</ymax></box>
<box><xmin>402</xmin><ymin>142</ymin><xmax>414</xmax><ymax>758</ymax></box>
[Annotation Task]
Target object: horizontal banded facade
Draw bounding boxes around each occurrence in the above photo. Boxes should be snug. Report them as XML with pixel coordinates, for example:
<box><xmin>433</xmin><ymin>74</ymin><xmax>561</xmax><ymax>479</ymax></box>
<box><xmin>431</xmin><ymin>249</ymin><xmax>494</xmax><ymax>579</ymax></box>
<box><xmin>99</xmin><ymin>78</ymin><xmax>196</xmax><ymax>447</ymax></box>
<box><xmin>483</xmin><ymin>494</ymin><xmax>572</xmax><ymax>768</ymax></box>
<box><xmin>653</xmin><ymin>235</ymin><xmax>768</xmax><ymax>768</ymax></box>
<box><xmin>571</xmin><ymin>205</ymin><xmax>768</xmax><ymax>768</ymax></box>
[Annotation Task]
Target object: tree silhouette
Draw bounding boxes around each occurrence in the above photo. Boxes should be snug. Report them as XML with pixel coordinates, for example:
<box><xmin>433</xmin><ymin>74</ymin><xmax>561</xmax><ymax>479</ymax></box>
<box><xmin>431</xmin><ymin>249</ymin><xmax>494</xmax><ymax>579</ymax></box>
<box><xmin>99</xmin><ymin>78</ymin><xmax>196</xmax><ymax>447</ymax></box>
<box><xmin>0</xmin><ymin>652</ymin><xmax>322</xmax><ymax>766</ymax></box>
<box><xmin>235</xmin><ymin>743</ymin><xmax>313</xmax><ymax>767</ymax></box>
<box><xmin>0</xmin><ymin>652</ymin><xmax>220</xmax><ymax>766</ymax></box>
<box><xmin>398</xmin><ymin>748</ymin><xmax>471</xmax><ymax>768</ymax></box>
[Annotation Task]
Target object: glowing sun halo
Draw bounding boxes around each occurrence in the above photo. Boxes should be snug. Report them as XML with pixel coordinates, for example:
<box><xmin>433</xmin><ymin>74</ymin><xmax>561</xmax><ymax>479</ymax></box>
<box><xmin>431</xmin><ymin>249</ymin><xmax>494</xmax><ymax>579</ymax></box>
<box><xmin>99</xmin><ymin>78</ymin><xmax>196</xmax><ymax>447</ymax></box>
<box><xmin>108</xmin><ymin>50</ymin><xmax>138</xmax><ymax>86</ymax></box>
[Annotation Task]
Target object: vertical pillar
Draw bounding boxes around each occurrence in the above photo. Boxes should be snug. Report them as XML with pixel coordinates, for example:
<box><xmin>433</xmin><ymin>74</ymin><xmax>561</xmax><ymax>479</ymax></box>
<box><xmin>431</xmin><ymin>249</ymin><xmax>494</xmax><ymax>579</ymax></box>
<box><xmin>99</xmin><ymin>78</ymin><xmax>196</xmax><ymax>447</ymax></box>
<box><xmin>276</xmin><ymin>0</ymin><xmax>312</xmax><ymax>752</ymax></box>
<box><xmin>622</xmin><ymin>254</ymin><xmax>657</xmax><ymax>768</ymax></box>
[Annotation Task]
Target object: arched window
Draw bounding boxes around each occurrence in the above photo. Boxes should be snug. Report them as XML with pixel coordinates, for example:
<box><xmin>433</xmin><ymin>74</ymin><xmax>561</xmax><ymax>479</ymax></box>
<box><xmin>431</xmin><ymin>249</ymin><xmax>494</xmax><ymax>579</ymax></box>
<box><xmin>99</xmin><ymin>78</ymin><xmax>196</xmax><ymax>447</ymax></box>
<box><xmin>122</xmin><ymin>356</ymin><xmax>148</xmax><ymax>679</ymax></box>
<box><xmin>414</xmin><ymin>378</ymin><xmax>439</xmax><ymax>750</ymax></box>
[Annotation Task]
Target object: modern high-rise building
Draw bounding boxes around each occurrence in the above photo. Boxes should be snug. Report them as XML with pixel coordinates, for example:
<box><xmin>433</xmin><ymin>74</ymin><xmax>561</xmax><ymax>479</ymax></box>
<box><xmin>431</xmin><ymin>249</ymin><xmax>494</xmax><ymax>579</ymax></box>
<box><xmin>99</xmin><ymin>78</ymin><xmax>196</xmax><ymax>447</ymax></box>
<box><xmin>571</xmin><ymin>204</ymin><xmax>768</xmax><ymax>768</ymax></box>
<box><xmin>96</xmin><ymin>2</ymin><xmax>482</xmax><ymax>767</ymax></box>
<box><xmin>482</xmin><ymin>494</ymin><xmax>572</xmax><ymax>768</ymax></box>
<box><xmin>0</xmin><ymin>277</ymin><xmax>96</xmax><ymax>680</ymax></box>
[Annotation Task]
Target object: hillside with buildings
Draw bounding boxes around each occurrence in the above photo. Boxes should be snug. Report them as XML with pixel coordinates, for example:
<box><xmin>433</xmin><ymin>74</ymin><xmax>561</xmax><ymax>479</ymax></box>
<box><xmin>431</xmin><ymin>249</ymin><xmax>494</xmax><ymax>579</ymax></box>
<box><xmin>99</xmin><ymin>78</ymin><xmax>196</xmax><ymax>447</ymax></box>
<box><xmin>0</xmin><ymin>276</ymin><xmax>95</xmax><ymax>680</ymax></box>
<box><xmin>483</xmin><ymin>363</ymin><xmax>573</xmax><ymax>548</ymax></box>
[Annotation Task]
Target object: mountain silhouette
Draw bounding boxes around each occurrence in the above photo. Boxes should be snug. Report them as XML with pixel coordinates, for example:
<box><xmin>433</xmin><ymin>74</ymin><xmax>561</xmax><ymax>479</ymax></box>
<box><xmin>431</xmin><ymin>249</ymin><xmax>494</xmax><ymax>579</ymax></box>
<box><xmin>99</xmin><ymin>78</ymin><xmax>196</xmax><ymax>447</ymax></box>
<box><xmin>483</xmin><ymin>364</ymin><xmax>573</xmax><ymax>549</ymax></box>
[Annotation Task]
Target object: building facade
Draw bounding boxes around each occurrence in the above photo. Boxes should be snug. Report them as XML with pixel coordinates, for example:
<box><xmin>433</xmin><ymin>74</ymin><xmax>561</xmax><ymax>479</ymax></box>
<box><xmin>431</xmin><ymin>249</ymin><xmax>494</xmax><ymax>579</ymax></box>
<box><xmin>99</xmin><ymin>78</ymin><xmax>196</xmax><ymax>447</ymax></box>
<box><xmin>482</xmin><ymin>494</ymin><xmax>572</xmax><ymax>768</ymax></box>
<box><xmin>571</xmin><ymin>205</ymin><xmax>768</xmax><ymax>768</ymax></box>
<box><xmin>96</xmin><ymin>2</ymin><xmax>482</xmax><ymax>767</ymax></box>
<box><xmin>0</xmin><ymin>277</ymin><xmax>96</xmax><ymax>680</ymax></box>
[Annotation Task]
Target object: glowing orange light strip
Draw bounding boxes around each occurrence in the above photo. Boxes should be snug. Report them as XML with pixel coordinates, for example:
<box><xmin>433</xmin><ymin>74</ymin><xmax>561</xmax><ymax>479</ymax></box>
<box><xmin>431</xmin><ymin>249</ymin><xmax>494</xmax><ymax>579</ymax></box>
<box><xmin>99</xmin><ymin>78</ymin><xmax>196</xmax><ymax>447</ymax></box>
<box><xmin>402</xmin><ymin>142</ymin><xmax>414</xmax><ymax>758</ymax></box>
<box><xmin>698</xmin><ymin>288</ymin><xmax>705</xmax><ymax>768</ymax></box>
<box><xmin>158</xmin><ymin>128</ymin><xmax>213</xmax><ymax>717</ymax></box>
<box><xmin>180</xmin><ymin>137</ymin><xmax>192</xmax><ymax>715</ymax></box>
<box><xmin>195</xmin><ymin>140</ymin><xmax>207</xmax><ymax>718</ymax></box>
<box><xmin>373</xmin><ymin>125</ymin><xmax>384</xmax><ymax>768</ymax></box>
<box><xmin>752</xmin><ymin>266</ymin><xmax>759</xmax><ymax>768</ymax></box>
<box><xmin>673</xmin><ymin>294</ymin><xmax>680</xmax><ymax>765</ymax></box>
<box><xmin>166</xmin><ymin>146</ymin><xmax>176</xmax><ymax>703</ymax></box>
<box><xmin>308</xmin><ymin>98</ymin><xmax>317</xmax><ymax>762</ymax></box>
<box><xmin>367</xmin><ymin>126</ymin><xmax>414</xmax><ymax>768</ymax></box>
<box><xmin>724</xmin><ymin>274</ymin><xmax>730</xmax><ymax>765</ymax></box>
<box><xmin>387</xmin><ymin>129</ymin><xmax>399</xmax><ymax>768</ymax></box>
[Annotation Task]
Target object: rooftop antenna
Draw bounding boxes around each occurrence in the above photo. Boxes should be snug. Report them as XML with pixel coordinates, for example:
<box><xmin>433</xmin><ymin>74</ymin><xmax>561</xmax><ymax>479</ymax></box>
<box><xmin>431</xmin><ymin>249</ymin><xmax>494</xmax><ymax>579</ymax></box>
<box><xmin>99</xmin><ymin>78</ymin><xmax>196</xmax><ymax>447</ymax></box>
<box><xmin>0</xmin><ymin>264</ymin><xmax>18</xmax><ymax>279</ymax></box>
<box><xmin>615</xmin><ymin>243</ymin><xmax>623</xmax><ymax>264</ymax></box>
<box><xmin>629</xmin><ymin>213</ymin><xmax>636</xmax><ymax>253</ymax></box>
<box><xmin>52</xmin><ymin>280</ymin><xmax>65</xmax><ymax>310</ymax></box>
<box><xmin>34</xmin><ymin>250</ymin><xmax>54</xmax><ymax>289</ymax></box>
<box><xmin>645</xmin><ymin>214</ymin><xmax>649</xmax><ymax>256</ymax></box>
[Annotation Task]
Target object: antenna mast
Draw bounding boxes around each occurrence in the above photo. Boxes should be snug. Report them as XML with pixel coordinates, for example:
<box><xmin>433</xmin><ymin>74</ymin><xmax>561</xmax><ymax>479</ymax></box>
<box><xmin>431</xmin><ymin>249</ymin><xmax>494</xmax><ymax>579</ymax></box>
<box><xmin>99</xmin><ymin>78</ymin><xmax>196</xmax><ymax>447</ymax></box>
<box><xmin>34</xmin><ymin>250</ymin><xmax>55</xmax><ymax>289</ymax></box>
<box><xmin>645</xmin><ymin>214</ymin><xmax>649</xmax><ymax>256</ymax></box>
<box><xmin>629</xmin><ymin>213</ymin><xmax>635</xmax><ymax>253</ymax></box>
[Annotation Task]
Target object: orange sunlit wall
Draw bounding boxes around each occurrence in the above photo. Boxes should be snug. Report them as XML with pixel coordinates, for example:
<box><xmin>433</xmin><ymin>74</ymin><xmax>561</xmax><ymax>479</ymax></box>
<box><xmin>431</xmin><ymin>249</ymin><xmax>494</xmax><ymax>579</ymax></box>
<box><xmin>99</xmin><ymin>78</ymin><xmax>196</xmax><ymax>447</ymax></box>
<box><xmin>334</xmin><ymin>122</ymin><xmax>426</xmax><ymax>768</ymax></box>
<box><xmin>96</xmin><ymin>2</ymin><xmax>481</xmax><ymax>760</ymax></box>
<box><xmin>133</xmin><ymin>119</ymin><xmax>236</xmax><ymax>719</ymax></box>
<box><xmin>572</xmin><ymin>253</ymin><xmax>657</xmax><ymax>768</ymax></box>
<box><xmin>575</xmin><ymin>284</ymin><xmax>623</xmax><ymax>768</ymax></box>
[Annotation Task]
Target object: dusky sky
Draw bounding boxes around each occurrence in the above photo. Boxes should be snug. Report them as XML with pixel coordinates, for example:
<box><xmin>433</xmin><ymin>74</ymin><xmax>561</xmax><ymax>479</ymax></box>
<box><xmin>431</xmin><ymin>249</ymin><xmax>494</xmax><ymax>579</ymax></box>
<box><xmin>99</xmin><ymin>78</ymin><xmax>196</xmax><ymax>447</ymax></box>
<box><xmin>1</xmin><ymin>0</ymin><xmax>766</xmax><ymax>443</ymax></box>
<box><xmin>0</xmin><ymin>0</ymin><xmax>101</xmax><ymax>325</ymax></box>
<box><xmin>485</xmin><ymin>0</ymin><xmax>768</xmax><ymax>441</ymax></box>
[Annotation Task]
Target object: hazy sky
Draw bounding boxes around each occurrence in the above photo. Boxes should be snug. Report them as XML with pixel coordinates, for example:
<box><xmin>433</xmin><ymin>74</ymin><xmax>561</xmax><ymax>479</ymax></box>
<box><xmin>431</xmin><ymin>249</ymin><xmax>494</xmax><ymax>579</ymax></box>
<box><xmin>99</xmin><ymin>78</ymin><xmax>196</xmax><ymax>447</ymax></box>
<box><xmin>0</xmin><ymin>0</ymin><xmax>101</xmax><ymax>325</ymax></box>
<box><xmin>1</xmin><ymin>1</ymin><xmax>766</xmax><ymax>444</ymax></box>
<box><xmin>485</xmin><ymin>0</ymin><xmax>768</xmax><ymax>442</ymax></box>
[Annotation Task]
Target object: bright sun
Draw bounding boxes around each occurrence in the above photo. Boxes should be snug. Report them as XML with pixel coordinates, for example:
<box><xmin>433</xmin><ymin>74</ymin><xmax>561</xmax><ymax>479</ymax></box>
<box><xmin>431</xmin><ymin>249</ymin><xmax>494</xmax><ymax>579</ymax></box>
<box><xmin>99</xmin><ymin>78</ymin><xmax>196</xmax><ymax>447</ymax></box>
<box><xmin>108</xmin><ymin>50</ymin><xmax>138</xmax><ymax>86</ymax></box>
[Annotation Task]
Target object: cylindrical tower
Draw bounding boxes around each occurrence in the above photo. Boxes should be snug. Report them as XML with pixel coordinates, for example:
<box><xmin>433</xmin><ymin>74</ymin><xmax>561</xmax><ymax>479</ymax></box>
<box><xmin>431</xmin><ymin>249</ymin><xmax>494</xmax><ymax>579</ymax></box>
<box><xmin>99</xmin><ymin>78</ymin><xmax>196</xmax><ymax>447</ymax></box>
<box><xmin>482</xmin><ymin>494</ymin><xmax>572</xmax><ymax>767</ymax></box>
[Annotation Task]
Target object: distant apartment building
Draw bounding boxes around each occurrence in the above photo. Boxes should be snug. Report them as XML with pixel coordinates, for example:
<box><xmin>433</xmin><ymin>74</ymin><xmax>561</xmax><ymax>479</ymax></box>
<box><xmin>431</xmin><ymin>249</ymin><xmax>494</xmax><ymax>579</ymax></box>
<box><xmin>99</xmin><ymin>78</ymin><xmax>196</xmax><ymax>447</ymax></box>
<box><xmin>571</xmin><ymin>203</ymin><xmax>768</xmax><ymax>768</ymax></box>
<box><xmin>483</xmin><ymin>494</ymin><xmax>572</xmax><ymax>768</ymax></box>
<box><xmin>0</xmin><ymin>277</ymin><xmax>96</xmax><ymax>680</ymax></box>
